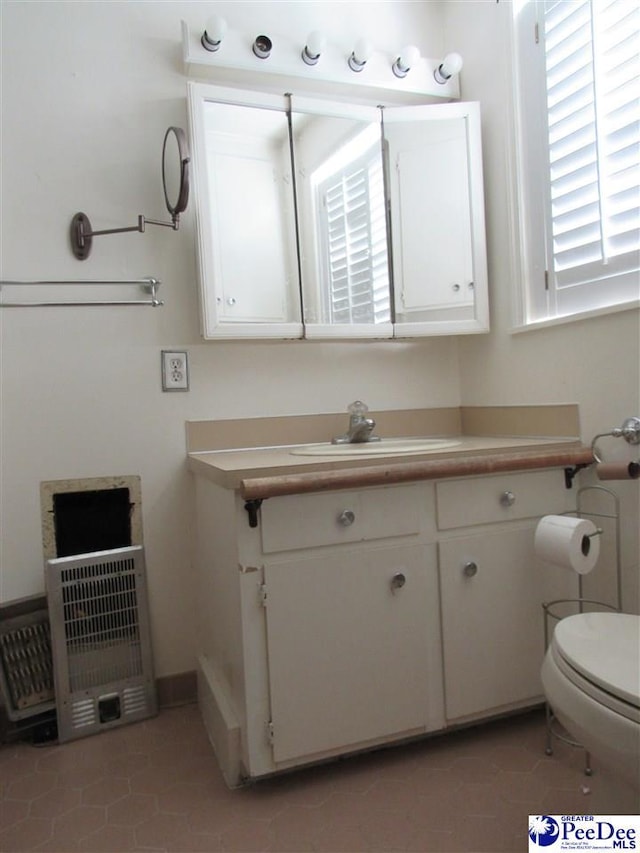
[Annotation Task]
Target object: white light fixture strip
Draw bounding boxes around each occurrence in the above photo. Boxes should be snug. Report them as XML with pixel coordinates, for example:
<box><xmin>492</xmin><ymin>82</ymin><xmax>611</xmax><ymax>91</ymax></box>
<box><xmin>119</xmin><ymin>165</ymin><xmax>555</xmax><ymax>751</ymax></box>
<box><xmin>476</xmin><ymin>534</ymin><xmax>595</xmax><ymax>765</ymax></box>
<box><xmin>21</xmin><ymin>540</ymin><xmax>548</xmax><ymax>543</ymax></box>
<box><xmin>181</xmin><ymin>21</ymin><xmax>460</xmax><ymax>100</ymax></box>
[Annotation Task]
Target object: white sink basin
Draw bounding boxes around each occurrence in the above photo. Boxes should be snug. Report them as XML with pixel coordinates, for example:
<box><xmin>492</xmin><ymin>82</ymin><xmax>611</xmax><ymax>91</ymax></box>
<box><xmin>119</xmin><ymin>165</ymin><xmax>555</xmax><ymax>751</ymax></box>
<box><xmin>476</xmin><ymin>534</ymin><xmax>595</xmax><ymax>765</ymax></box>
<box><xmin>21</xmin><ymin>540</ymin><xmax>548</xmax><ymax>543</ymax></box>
<box><xmin>290</xmin><ymin>438</ymin><xmax>461</xmax><ymax>457</ymax></box>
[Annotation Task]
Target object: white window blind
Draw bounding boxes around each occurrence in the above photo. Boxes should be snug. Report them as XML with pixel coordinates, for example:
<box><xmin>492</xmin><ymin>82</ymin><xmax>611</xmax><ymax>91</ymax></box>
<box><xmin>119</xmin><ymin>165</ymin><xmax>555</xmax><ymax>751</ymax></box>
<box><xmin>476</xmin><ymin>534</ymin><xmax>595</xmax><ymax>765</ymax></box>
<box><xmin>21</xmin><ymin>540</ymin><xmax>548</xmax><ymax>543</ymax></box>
<box><xmin>316</xmin><ymin>147</ymin><xmax>390</xmax><ymax>325</ymax></box>
<box><xmin>544</xmin><ymin>0</ymin><xmax>640</xmax><ymax>281</ymax></box>
<box><xmin>513</xmin><ymin>0</ymin><xmax>640</xmax><ymax>324</ymax></box>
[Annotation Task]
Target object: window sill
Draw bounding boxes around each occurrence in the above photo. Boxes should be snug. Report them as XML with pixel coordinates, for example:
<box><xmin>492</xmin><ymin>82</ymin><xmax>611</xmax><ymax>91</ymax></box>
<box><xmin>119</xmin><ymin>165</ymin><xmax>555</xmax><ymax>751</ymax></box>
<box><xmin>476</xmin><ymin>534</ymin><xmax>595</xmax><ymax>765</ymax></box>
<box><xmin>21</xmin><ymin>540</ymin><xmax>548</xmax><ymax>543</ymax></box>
<box><xmin>510</xmin><ymin>299</ymin><xmax>640</xmax><ymax>334</ymax></box>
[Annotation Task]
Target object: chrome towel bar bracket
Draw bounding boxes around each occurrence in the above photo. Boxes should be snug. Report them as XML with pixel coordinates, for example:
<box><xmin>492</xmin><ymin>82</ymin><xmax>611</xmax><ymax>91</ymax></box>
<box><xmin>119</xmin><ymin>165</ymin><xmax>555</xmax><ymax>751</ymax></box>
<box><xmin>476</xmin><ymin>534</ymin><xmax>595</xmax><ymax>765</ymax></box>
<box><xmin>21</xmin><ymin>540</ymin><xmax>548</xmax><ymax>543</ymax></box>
<box><xmin>591</xmin><ymin>417</ymin><xmax>640</xmax><ymax>463</ymax></box>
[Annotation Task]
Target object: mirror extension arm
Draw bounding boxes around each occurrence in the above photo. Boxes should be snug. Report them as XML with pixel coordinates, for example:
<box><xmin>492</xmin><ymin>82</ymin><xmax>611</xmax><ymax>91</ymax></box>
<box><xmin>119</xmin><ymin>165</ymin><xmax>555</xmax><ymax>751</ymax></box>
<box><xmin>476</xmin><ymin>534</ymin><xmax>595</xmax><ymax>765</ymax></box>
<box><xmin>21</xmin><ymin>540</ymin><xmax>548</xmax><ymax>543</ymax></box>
<box><xmin>70</xmin><ymin>127</ymin><xmax>190</xmax><ymax>260</ymax></box>
<box><xmin>70</xmin><ymin>211</ymin><xmax>179</xmax><ymax>261</ymax></box>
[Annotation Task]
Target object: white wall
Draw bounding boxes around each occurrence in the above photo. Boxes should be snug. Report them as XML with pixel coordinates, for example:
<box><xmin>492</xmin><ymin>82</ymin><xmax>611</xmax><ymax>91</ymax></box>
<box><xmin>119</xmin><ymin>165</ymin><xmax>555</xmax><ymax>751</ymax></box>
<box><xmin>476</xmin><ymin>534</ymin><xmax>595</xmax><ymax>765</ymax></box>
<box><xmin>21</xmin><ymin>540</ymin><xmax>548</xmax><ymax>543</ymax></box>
<box><xmin>0</xmin><ymin>0</ymin><xmax>459</xmax><ymax>677</ymax></box>
<box><xmin>442</xmin><ymin>0</ymin><xmax>640</xmax><ymax>611</ymax></box>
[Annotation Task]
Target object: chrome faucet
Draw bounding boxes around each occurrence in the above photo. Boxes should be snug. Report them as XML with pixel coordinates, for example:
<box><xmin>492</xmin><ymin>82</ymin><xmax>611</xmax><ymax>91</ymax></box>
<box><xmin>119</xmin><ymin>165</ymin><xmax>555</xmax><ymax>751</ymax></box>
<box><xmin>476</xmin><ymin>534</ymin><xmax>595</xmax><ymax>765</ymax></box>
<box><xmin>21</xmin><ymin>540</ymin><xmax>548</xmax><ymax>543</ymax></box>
<box><xmin>332</xmin><ymin>401</ymin><xmax>381</xmax><ymax>444</ymax></box>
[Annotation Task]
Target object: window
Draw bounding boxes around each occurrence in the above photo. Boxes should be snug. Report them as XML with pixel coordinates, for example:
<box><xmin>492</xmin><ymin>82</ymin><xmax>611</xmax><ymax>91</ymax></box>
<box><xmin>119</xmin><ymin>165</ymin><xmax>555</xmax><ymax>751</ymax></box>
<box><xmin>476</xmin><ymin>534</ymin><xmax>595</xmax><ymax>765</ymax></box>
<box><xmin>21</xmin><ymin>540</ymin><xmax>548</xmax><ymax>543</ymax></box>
<box><xmin>312</xmin><ymin>128</ymin><xmax>390</xmax><ymax>325</ymax></box>
<box><xmin>512</xmin><ymin>0</ymin><xmax>640</xmax><ymax>325</ymax></box>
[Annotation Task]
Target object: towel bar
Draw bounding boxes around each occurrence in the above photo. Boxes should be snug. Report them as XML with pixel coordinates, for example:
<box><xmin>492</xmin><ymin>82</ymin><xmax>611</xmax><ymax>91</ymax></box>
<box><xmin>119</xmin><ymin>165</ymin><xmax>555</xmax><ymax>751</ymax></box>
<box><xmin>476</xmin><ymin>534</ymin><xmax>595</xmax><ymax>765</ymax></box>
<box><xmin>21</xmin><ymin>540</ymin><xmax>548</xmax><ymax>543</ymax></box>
<box><xmin>0</xmin><ymin>277</ymin><xmax>163</xmax><ymax>308</ymax></box>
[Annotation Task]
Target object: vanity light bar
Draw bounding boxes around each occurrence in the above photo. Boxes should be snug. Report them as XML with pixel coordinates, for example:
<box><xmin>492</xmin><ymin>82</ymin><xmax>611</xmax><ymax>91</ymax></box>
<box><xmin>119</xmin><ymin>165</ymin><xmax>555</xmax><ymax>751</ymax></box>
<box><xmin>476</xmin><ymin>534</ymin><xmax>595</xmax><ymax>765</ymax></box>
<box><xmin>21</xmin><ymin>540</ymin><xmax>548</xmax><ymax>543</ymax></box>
<box><xmin>181</xmin><ymin>21</ymin><xmax>461</xmax><ymax>100</ymax></box>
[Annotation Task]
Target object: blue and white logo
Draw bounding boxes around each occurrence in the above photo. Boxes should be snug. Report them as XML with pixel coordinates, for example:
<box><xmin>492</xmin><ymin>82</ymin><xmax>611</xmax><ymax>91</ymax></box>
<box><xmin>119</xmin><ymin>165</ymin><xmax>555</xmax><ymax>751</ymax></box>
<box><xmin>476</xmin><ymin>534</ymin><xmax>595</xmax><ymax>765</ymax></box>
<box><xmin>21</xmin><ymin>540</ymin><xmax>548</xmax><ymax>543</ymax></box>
<box><xmin>529</xmin><ymin>816</ymin><xmax>560</xmax><ymax>847</ymax></box>
<box><xmin>528</xmin><ymin>815</ymin><xmax>639</xmax><ymax>851</ymax></box>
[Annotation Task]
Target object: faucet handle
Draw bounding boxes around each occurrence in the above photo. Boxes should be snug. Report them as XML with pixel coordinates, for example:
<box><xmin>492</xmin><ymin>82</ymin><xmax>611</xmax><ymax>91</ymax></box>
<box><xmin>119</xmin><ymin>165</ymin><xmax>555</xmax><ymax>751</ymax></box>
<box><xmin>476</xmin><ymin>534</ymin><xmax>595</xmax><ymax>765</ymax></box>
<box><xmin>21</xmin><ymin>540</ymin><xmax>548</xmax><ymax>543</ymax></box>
<box><xmin>348</xmin><ymin>400</ymin><xmax>369</xmax><ymax>415</ymax></box>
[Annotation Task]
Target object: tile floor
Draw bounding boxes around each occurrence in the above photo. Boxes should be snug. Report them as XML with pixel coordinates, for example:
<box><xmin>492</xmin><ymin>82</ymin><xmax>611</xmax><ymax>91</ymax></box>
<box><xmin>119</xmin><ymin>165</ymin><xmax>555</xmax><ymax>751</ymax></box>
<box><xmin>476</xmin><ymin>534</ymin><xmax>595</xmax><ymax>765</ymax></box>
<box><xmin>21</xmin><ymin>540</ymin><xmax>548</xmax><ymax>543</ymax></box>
<box><xmin>0</xmin><ymin>704</ymin><xmax>636</xmax><ymax>853</ymax></box>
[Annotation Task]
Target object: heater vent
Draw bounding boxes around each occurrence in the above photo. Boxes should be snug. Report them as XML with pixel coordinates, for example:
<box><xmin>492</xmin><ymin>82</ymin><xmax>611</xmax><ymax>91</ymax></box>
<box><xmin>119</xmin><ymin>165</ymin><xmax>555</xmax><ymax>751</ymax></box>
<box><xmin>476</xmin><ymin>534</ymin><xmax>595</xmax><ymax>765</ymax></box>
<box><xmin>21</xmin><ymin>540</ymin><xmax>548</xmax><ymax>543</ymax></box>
<box><xmin>46</xmin><ymin>546</ymin><xmax>157</xmax><ymax>742</ymax></box>
<box><xmin>70</xmin><ymin>697</ymin><xmax>97</xmax><ymax>730</ymax></box>
<box><xmin>0</xmin><ymin>609</ymin><xmax>55</xmax><ymax>721</ymax></box>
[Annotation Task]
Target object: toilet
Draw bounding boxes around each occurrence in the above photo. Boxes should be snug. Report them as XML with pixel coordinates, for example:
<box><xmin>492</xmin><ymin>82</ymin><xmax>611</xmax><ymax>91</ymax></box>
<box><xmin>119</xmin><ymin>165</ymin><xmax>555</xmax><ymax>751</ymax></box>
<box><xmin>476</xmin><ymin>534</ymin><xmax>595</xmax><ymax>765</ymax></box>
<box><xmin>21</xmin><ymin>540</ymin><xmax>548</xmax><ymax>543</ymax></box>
<box><xmin>541</xmin><ymin>611</ymin><xmax>640</xmax><ymax>789</ymax></box>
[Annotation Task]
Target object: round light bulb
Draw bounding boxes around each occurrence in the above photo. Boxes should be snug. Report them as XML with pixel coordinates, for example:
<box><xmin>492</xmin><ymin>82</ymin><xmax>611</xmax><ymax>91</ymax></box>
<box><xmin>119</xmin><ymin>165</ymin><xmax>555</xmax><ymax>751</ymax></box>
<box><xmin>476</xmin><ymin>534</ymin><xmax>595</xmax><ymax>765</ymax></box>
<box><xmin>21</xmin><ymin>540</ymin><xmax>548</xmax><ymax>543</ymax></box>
<box><xmin>302</xmin><ymin>30</ymin><xmax>326</xmax><ymax>64</ymax></box>
<box><xmin>305</xmin><ymin>30</ymin><xmax>326</xmax><ymax>58</ymax></box>
<box><xmin>353</xmin><ymin>38</ymin><xmax>373</xmax><ymax>64</ymax></box>
<box><xmin>349</xmin><ymin>37</ymin><xmax>373</xmax><ymax>72</ymax></box>
<box><xmin>393</xmin><ymin>44</ymin><xmax>420</xmax><ymax>77</ymax></box>
<box><xmin>391</xmin><ymin>44</ymin><xmax>420</xmax><ymax>77</ymax></box>
<box><xmin>399</xmin><ymin>45</ymin><xmax>420</xmax><ymax>70</ymax></box>
<box><xmin>441</xmin><ymin>52</ymin><xmax>463</xmax><ymax>78</ymax></box>
<box><xmin>202</xmin><ymin>15</ymin><xmax>227</xmax><ymax>51</ymax></box>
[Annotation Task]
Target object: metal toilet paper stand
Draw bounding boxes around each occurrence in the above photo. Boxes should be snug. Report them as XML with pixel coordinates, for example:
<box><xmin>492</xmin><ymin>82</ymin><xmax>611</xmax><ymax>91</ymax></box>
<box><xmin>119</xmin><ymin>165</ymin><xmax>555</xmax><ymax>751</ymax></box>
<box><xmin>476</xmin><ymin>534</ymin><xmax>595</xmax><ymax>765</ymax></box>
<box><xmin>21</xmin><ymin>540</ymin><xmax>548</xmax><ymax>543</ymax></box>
<box><xmin>541</xmin><ymin>484</ymin><xmax>622</xmax><ymax>774</ymax></box>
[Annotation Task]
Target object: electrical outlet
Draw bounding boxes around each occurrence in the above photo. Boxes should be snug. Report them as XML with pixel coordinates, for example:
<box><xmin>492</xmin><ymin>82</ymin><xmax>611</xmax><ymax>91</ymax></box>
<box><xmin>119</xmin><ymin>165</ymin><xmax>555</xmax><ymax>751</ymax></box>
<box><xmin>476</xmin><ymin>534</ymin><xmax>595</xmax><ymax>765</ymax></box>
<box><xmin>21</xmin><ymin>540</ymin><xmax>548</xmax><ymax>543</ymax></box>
<box><xmin>161</xmin><ymin>350</ymin><xmax>189</xmax><ymax>391</ymax></box>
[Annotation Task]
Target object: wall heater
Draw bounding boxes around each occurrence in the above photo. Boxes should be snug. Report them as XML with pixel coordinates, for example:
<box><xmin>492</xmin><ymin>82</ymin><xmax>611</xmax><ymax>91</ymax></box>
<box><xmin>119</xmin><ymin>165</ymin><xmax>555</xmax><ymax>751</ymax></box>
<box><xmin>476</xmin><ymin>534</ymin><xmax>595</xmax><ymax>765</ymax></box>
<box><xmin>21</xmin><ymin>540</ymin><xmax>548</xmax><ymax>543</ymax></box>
<box><xmin>46</xmin><ymin>545</ymin><xmax>157</xmax><ymax>742</ymax></box>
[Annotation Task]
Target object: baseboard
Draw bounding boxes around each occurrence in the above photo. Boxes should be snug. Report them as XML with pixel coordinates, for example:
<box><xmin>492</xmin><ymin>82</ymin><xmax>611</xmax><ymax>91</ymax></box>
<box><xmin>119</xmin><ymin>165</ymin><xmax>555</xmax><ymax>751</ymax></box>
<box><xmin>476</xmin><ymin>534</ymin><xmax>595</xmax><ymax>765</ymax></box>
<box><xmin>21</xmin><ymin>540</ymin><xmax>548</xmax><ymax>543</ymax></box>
<box><xmin>156</xmin><ymin>670</ymin><xmax>198</xmax><ymax>708</ymax></box>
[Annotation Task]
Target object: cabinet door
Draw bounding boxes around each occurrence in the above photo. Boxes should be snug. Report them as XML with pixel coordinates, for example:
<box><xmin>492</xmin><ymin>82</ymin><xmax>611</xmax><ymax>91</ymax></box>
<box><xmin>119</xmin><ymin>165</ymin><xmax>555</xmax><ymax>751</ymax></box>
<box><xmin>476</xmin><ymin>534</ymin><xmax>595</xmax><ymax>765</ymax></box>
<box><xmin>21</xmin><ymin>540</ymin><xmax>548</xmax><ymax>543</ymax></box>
<box><xmin>188</xmin><ymin>85</ymin><xmax>303</xmax><ymax>339</ymax></box>
<box><xmin>384</xmin><ymin>102</ymin><xmax>489</xmax><ymax>335</ymax></box>
<box><xmin>263</xmin><ymin>543</ymin><xmax>442</xmax><ymax>764</ymax></box>
<box><xmin>439</xmin><ymin>524</ymin><xmax>577</xmax><ymax>722</ymax></box>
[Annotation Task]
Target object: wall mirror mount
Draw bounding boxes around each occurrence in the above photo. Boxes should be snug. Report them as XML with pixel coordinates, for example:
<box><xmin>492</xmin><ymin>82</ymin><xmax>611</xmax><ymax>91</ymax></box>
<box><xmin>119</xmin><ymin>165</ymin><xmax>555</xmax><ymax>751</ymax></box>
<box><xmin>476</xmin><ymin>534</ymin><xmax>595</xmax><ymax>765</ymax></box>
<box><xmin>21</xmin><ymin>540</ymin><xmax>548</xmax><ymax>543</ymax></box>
<box><xmin>70</xmin><ymin>127</ymin><xmax>190</xmax><ymax>260</ymax></box>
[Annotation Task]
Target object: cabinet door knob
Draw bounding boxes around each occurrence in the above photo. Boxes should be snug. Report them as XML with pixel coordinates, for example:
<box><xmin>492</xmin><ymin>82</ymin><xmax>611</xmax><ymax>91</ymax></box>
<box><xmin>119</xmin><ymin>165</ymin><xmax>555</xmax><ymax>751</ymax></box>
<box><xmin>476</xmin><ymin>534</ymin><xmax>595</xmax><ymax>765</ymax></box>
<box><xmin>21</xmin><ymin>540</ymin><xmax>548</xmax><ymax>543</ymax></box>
<box><xmin>463</xmin><ymin>561</ymin><xmax>478</xmax><ymax>578</ymax></box>
<box><xmin>500</xmin><ymin>490</ymin><xmax>516</xmax><ymax>507</ymax></box>
<box><xmin>338</xmin><ymin>509</ymin><xmax>355</xmax><ymax>526</ymax></box>
<box><xmin>390</xmin><ymin>572</ymin><xmax>406</xmax><ymax>592</ymax></box>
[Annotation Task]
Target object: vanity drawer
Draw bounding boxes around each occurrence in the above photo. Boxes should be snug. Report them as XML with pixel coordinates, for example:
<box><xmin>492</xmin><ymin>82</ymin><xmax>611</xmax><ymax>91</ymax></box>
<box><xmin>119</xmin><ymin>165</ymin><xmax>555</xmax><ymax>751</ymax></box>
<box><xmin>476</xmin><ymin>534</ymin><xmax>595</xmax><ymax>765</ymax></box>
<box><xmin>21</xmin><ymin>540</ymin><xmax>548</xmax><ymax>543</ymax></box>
<box><xmin>261</xmin><ymin>485</ymin><xmax>421</xmax><ymax>553</ymax></box>
<box><xmin>436</xmin><ymin>469</ymin><xmax>571</xmax><ymax>530</ymax></box>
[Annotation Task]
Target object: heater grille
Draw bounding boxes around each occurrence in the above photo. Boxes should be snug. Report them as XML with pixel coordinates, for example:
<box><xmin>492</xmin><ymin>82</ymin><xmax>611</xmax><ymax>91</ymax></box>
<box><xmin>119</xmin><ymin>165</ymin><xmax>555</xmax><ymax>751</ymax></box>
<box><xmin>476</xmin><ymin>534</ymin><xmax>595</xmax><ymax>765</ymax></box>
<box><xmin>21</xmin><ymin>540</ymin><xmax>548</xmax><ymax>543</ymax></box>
<box><xmin>46</xmin><ymin>545</ymin><xmax>157</xmax><ymax>742</ymax></box>
<box><xmin>0</xmin><ymin>610</ymin><xmax>55</xmax><ymax>721</ymax></box>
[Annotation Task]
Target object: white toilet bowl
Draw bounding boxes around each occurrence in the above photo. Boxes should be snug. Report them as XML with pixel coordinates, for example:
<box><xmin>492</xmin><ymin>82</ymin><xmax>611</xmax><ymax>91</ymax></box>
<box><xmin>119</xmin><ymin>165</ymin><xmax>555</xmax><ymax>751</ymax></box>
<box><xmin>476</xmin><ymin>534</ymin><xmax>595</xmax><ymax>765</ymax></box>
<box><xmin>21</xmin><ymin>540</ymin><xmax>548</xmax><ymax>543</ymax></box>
<box><xmin>541</xmin><ymin>611</ymin><xmax>640</xmax><ymax>789</ymax></box>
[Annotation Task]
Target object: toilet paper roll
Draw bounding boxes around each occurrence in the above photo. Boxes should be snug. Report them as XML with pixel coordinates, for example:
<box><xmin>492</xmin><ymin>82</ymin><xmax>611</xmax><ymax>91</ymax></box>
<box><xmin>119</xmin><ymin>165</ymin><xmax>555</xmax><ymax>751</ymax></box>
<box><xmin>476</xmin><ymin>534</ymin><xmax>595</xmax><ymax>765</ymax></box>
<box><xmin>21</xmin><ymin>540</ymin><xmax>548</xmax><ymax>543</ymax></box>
<box><xmin>596</xmin><ymin>461</ymin><xmax>640</xmax><ymax>481</ymax></box>
<box><xmin>534</xmin><ymin>515</ymin><xmax>600</xmax><ymax>574</ymax></box>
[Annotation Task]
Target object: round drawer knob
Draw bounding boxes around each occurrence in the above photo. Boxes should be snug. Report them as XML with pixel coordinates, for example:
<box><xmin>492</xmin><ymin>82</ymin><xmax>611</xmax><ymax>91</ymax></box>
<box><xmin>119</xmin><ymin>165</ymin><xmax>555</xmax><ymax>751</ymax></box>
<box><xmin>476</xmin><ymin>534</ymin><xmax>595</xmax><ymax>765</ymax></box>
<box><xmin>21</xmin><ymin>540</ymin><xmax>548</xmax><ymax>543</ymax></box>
<box><xmin>390</xmin><ymin>572</ymin><xmax>406</xmax><ymax>592</ymax></box>
<box><xmin>500</xmin><ymin>491</ymin><xmax>516</xmax><ymax>507</ymax></box>
<box><xmin>463</xmin><ymin>561</ymin><xmax>478</xmax><ymax>578</ymax></box>
<box><xmin>338</xmin><ymin>509</ymin><xmax>355</xmax><ymax>526</ymax></box>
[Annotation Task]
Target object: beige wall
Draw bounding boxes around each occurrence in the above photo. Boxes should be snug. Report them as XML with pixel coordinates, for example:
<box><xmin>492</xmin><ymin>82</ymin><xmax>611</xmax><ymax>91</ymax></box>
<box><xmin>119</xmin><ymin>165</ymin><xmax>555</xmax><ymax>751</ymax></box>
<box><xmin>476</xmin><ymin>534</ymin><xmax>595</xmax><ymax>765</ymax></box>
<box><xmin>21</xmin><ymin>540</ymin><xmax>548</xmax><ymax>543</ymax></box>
<box><xmin>443</xmin><ymin>0</ymin><xmax>640</xmax><ymax>611</ymax></box>
<box><xmin>0</xmin><ymin>1</ymin><xmax>458</xmax><ymax>677</ymax></box>
<box><xmin>1</xmin><ymin>1</ymin><xmax>638</xmax><ymax>681</ymax></box>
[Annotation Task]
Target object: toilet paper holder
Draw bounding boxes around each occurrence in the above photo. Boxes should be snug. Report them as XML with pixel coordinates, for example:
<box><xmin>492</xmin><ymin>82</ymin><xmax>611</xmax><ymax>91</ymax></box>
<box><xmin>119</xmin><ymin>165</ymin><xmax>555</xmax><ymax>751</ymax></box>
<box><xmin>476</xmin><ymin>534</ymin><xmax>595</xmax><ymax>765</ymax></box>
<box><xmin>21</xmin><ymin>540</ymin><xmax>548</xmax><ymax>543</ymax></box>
<box><xmin>541</xmin><ymin>484</ymin><xmax>622</xmax><ymax>774</ymax></box>
<box><xmin>542</xmin><ymin>485</ymin><xmax>621</xmax><ymax>633</ymax></box>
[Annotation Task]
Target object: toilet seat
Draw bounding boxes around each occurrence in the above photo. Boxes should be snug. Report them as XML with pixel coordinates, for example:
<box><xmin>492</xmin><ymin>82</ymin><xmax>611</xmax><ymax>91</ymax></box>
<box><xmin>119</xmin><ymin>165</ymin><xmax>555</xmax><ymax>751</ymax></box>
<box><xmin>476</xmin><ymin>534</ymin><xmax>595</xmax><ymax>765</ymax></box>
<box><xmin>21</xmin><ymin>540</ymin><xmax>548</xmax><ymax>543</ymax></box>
<box><xmin>551</xmin><ymin>612</ymin><xmax>640</xmax><ymax>723</ymax></box>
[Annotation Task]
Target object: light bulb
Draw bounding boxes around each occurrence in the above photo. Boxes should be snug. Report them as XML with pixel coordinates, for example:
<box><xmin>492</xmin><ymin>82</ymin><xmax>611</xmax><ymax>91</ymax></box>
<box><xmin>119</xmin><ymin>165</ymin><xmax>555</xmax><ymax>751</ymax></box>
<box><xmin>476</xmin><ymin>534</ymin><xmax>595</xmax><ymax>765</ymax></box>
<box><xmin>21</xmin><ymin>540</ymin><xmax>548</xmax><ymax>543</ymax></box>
<box><xmin>302</xmin><ymin>30</ymin><xmax>326</xmax><ymax>65</ymax></box>
<box><xmin>348</xmin><ymin>38</ymin><xmax>373</xmax><ymax>72</ymax></box>
<box><xmin>434</xmin><ymin>52</ymin><xmax>463</xmax><ymax>83</ymax></box>
<box><xmin>392</xmin><ymin>44</ymin><xmax>420</xmax><ymax>78</ymax></box>
<box><xmin>201</xmin><ymin>15</ymin><xmax>227</xmax><ymax>52</ymax></box>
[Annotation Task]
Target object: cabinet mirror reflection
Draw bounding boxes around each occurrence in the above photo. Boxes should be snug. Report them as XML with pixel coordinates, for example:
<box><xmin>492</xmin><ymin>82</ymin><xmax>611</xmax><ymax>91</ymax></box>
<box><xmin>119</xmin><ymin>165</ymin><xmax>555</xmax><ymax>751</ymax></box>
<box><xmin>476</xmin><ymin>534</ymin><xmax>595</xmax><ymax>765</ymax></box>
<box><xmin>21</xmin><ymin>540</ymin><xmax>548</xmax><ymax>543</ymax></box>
<box><xmin>188</xmin><ymin>84</ymin><xmax>488</xmax><ymax>340</ymax></box>
<box><xmin>290</xmin><ymin>99</ymin><xmax>392</xmax><ymax>339</ymax></box>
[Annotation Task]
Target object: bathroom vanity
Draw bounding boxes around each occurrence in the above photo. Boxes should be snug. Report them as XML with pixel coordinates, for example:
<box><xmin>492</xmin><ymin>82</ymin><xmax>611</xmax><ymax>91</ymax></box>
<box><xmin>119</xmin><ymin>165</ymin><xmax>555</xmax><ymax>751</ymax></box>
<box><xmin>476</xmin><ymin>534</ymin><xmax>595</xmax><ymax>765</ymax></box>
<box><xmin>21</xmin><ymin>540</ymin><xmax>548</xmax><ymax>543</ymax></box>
<box><xmin>188</xmin><ymin>411</ymin><xmax>593</xmax><ymax>786</ymax></box>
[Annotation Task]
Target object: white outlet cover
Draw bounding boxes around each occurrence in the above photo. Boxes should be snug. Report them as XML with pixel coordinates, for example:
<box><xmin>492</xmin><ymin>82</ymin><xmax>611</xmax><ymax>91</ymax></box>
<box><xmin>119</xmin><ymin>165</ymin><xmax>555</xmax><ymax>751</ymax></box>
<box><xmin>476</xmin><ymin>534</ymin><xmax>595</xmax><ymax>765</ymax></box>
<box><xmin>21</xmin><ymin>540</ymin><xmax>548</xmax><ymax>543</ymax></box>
<box><xmin>161</xmin><ymin>350</ymin><xmax>189</xmax><ymax>391</ymax></box>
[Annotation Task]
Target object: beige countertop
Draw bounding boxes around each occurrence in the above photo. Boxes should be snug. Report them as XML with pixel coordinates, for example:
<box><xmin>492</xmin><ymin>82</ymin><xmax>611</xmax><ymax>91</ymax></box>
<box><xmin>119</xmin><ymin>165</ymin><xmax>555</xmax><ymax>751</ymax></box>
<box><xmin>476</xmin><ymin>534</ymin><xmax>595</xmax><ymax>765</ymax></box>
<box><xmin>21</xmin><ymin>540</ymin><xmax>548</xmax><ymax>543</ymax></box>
<box><xmin>188</xmin><ymin>435</ymin><xmax>593</xmax><ymax>497</ymax></box>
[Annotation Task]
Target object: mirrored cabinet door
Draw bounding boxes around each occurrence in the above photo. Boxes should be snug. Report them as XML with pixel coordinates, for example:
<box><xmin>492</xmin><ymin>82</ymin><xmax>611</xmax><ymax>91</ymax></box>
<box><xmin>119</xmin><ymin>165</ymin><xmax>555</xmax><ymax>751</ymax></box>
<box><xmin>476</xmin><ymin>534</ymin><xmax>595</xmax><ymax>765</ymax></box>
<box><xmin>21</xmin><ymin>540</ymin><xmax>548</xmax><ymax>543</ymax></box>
<box><xmin>290</xmin><ymin>97</ymin><xmax>393</xmax><ymax>340</ymax></box>
<box><xmin>188</xmin><ymin>84</ymin><xmax>303</xmax><ymax>339</ymax></box>
<box><xmin>383</xmin><ymin>102</ymin><xmax>489</xmax><ymax>336</ymax></box>
<box><xmin>188</xmin><ymin>84</ymin><xmax>489</xmax><ymax>340</ymax></box>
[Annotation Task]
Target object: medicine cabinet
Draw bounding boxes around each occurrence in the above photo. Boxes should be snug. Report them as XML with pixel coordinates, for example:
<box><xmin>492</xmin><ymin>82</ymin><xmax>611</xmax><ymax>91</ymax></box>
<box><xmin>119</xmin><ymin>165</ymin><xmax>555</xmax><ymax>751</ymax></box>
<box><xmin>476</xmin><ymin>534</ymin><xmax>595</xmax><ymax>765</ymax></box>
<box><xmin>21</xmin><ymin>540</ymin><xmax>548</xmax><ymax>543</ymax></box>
<box><xmin>187</xmin><ymin>83</ymin><xmax>489</xmax><ymax>340</ymax></box>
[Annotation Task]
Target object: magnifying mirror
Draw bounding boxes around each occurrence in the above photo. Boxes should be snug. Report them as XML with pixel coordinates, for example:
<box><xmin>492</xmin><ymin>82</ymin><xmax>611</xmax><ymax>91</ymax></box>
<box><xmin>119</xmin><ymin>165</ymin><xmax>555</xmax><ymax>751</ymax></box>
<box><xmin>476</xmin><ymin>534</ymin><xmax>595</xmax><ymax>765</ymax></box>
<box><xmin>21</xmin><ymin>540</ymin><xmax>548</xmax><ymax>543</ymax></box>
<box><xmin>70</xmin><ymin>126</ymin><xmax>191</xmax><ymax>259</ymax></box>
<box><xmin>162</xmin><ymin>126</ymin><xmax>190</xmax><ymax>224</ymax></box>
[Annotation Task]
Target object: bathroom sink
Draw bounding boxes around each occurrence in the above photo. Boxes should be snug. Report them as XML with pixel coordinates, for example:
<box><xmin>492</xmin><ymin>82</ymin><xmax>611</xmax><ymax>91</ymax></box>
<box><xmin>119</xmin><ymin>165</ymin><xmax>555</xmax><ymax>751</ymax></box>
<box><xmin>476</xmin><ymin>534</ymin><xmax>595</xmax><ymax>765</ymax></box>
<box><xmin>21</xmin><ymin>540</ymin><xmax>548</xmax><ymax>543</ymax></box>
<box><xmin>290</xmin><ymin>438</ymin><xmax>461</xmax><ymax>457</ymax></box>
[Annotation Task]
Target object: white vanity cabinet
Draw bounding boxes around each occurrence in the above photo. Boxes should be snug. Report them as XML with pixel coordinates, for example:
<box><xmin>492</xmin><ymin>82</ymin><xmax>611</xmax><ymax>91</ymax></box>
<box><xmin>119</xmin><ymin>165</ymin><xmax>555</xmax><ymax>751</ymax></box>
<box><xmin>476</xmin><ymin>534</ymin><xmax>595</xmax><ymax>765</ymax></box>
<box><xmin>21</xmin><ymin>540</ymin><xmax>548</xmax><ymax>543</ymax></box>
<box><xmin>192</xmin><ymin>463</ymin><xmax>578</xmax><ymax>786</ymax></box>
<box><xmin>193</xmin><ymin>477</ymin><xmax>444</xmax><ymax>786</ymax></box>
<box><xmin>436</xmin><ymin>470</ymin><xmax>577</xmax><ymax>723</ymax></box>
